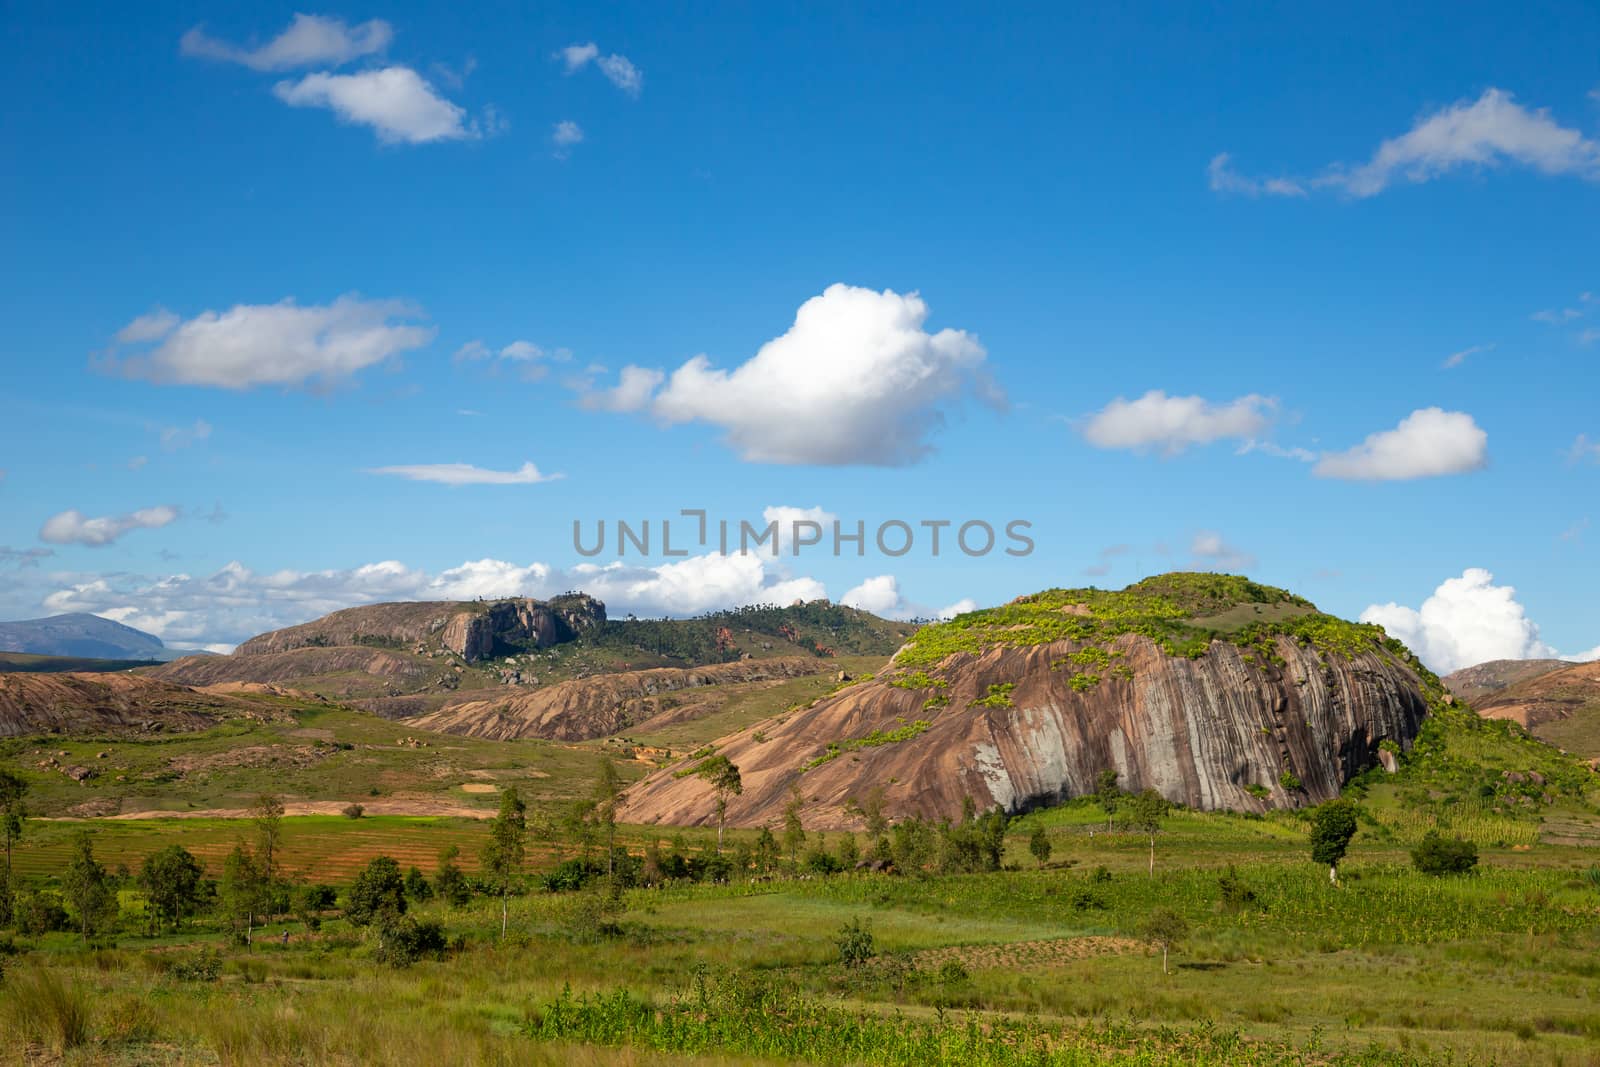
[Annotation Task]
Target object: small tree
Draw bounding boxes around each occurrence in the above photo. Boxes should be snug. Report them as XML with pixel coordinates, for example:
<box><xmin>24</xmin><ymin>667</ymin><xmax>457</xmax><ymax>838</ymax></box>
<box><xmin>0</xmin><ymin>769</ymin><xmax>27</xmax><ymax>880</ymax></box>
<box><xmin>1310</xmin><ymin>799</ymin><xmax>1358</xmax><ymax>885</ymax></box>
<box><xmin>403</xmin><ymin>865</ymin><xmax>434</xmax><ymax>902</ymax></box>
<box><xmin>594</xmin><ymin>756</ymin><xmax>623</xmax><ymax>876</ymax></box>
<box><xmin>481</xmin><ymin>785</ymin><xmax>527</xmax><ymax>937</ymax></box>
<box><xmin>1028</xmin><ymin>825</ymin><xmax>1052</xmax><ymax>868</ymax></box>
<box><xmin>219</xmin><ymin>842</ymin><xmax>266</xmax><ymax>945</ymax></box>
<box><xmin>1410</xmin><ymin>832</ymin><xmax>1479</xmax><ymax>875</ymax></box>
<box><xmin>1128</xmin><ymin>789</ymin><xmax>1170</xmax><ymax>877</ymax></box>
<box><xmin>1095</xmin><ymin>769</ymin><xmax>1121</xmax><ymax>831</ymax></box>
<box><xmin>695</xmin><ymin>755</ymin><xmax>744</xmax><ymax>852</ymax></box>
<box><xmin>434</xmin><ymin>845</ymin><xmax>471</xmax><ymax>907</ymax></box>
<box><xmin>1141</xmin><ymin>907</ymin><xmax>1189</xmax><ymax>974</ymax></box>
<box><xmin>139</xmin><ymin>844</ymin><xmax>203</xmax><ymax>933</ymax></box>
<box><xmin>62</xmin><ymin>830</ymin><xmax>116</xmax><ymax>942</ymax></box>
<box><xmin>252</xmin><ymin>794</ymin><xmax>284</xmax><ymax>884</ymax></box>
<box><xmin>835</xmin><ymin>916</ymin><xmax>876</xmax><ymax>968</ymax></box>
<box><xmin>346</xmin><ymin>855</ymin><xmax>407</xmax><ymax>926</ymax></box>
<box><xmin>782</xmin><ymin>782</ymin><xmax>807</xmax><ymax>870</ymax></box>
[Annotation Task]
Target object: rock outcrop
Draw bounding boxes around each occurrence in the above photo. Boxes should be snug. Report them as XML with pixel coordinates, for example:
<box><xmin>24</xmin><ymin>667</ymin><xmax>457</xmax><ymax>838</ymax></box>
<box><xmin>408</xmin><ymin>657</ymin><xmax>829</xmax><ymax>741</ymax></box>
<box><xmin>0</xmin><ymin>673</ymin><xmax>280</xmax><ymax>737</ymax></box>
<box><xmin>619</xmin><ymin>575</ymin><xmax>1434</xmax><ymax>831</ymax></box>
<box><xmin>234</xmin><ymin>594</ymin><xmax>605</xmax><ymax>663</ymax></box>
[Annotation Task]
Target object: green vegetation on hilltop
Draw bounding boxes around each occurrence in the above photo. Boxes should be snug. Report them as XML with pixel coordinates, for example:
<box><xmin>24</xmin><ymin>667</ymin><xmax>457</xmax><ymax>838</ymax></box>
<box><xmin>893</xmin><ymin>573</ymin><xmax>1400</xmax><ymax>671</ymax></box>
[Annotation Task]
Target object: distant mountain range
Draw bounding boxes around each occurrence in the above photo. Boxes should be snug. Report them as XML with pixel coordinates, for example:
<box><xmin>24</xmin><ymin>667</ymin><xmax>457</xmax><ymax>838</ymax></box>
<box><xmin>1445</xmin><ymin>658</ymin><xmax>1600</xmax><ymax>759</ymax></box>
<box><xmin>0</xmin><ymin>612</ymin><xmax>205</xmax><ymax>662</ymax></box>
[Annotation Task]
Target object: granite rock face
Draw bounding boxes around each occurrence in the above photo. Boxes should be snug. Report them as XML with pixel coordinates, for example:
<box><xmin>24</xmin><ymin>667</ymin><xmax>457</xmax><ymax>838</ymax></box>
<box><xmin>619</xmin><ymin>632</ymin><xmax>1430</xmax><ymax>831</ymax></box>
<box><xmin>234</xmin><ymin>595</ymin><xmax>605</xmax><ymax>664</ymax></box>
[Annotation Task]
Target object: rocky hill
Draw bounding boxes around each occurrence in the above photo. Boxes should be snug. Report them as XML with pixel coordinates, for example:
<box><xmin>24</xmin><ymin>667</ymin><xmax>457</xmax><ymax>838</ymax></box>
<box><xmin>0</xmin><ymin>613</ymin><xmax>197</xmax><ymax>661</ymax></box>
<box><xmin>234</xmin><ymin>594</ymin><xmax>607</xmax><ymax>662</ymax></box>
<box><xmin>406</xmin><ymin>656</ymin><xmax>832</xmax><ymax>741</ymax></box>
<box><xmin>0</xmin><ymin>672</ymin><xmax>286</xmax><ymax>737</ymax></box>
<box><xmin>1461</xmin><ymin>659</ymin><xmax>1600</xmax><ymax>758</ymax></box>
<box><xmin>1443</xmin><ymin>659</ymin><xmax>1575</xmax><ymax>704</ymax></box>
<box><xmin>620</xmin><ymin>574</ymin><xmax>1435</xmax><ymax>831</ymax></box>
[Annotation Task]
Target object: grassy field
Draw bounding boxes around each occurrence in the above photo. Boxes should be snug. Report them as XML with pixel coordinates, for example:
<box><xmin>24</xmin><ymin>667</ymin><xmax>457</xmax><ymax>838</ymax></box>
<box><xmin>4</xmin><ymin>804</ymin><xmax>1600</xmax><ymax>1065</ymax></box>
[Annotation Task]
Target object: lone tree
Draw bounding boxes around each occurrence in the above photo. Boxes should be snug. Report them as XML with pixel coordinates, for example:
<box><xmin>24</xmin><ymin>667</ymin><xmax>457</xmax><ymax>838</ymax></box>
<box><xmin>782</xmin><ymin>782</ymin><xmax>807</xmax><ymax>870</ymax></box>
<box><xmin>1095</xmin><ymin>769</ymin><xmax>1121</xmax><ymax>831</ymax></box>
<box><xmin>1028</xmin><ymin>825</ymin><xmax>1052</xmax><ymax>868</ymax></box>
<box><xmin>0</xmin><ymin>769</ymin><xmax>27</xmax><ymax>880</ymax></box>
<box><xmin>1128</xmin><ymin>789</ymin><xmax>1171</xmax><ymax>877</ymax></box>
<box><xmin>219</xmin><ymin>842</ymin><xmax>267</xmax><ymax>946</ymax></box>
<box><xmin>695</xmin><ymin>755</ymin><xmax>744</xmax><ymax>852</ymax></box>
<box><xmin>1140</xmin><ymin>907</ymin><xmax>1189</xmax><ymax>974</ymax></box>
<box><xmin>346</xmin><ymin>855</ymin><xmax>407</xmax><ymax>926</ymax></box>
<box><xmin>252</xmin><ymin>793</ymin><xmax>285</xmax><ymax>915</ymax></box>
<box><xmin>1310</xmin><ymin>799</ymin><xmax>1359</xmax><ymax>885</ymax></box>
<box><xmin>594</xmin><ymin>757</ymin><xmax>622</xmax><ymax>875</ymax></box>
<box><xmin>481</xmin><ymin>785</ymin><xmax>527</xmax><ymax>938</ymax></box>
<box><xmin>139</xmin><ymin>844</ymin><xmax>204</xmax><ymax>933</ymax></box>
<box><xmin>62</xmin><ymin>830</ymin><xmax>116</xmax><ymax>942</ymax></box>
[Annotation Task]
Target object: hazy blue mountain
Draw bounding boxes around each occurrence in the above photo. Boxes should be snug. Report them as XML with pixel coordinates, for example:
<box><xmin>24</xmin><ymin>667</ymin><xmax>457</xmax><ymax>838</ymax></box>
<box><xmin>0</xmin><ymin>612</ymin><xmax>199</xmax><ymax>661</ymax></box>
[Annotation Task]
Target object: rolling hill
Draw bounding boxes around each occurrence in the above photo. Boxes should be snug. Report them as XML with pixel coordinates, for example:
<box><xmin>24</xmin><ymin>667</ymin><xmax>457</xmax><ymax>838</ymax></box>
<box><xmin>1455</xmin><ymin>659</ymin><xmax>1600</xmax><ymax>758</ymax></box>
<box><xmin>0</xmin><ymin>612</ymin><xmax>202</xmax><ymax>661</ymax></box>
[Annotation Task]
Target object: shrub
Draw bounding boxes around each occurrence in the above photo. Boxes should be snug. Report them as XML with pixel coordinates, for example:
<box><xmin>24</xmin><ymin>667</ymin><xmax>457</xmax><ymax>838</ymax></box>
<box><xmin>937</xmin><ymin>958</ymin><xmax>969</xmax><ymax>984</ymax></box>
<box><xmin>1218</xmin><ymin>866</ymin><xmax>1257</xmax><ymax>911</ymax></box>
<box><xmin>835</xmin><ymin>917</ymin><xmax>875</xmax><ymax>968</ymax></box>
<box><xmin>1410</xmin><ymin>832</ymin><xmax>1479</xmax><ymax>875</ymax></box>
<box><xmin>374</xmin><ymin>916</ymin><xmax>448</xmax><ymax>968</ymax></box>
<box><xmin>168</xmin><ymin>948</ymin><xmax>223</xmax><ymax>982</ymax></box>
<box><xmin>1278</xmin><ymin>770</ymin><xmax>1302</xmax><ymax>791</ymax></box>
<box><xmin>342</xmin><ymin>803</ymin><xmax>365</xmax><ymax>819</ymax></box>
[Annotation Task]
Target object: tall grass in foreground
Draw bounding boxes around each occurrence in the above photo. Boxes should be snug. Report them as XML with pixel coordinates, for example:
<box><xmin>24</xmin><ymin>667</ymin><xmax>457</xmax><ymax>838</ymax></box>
<box><xmin>525</xmin><ymin>975</ymin><xmax>1443</xmax><ymax>1066</ymax></box>
<box><xmin>0</xmin><ymin>965</ymin><xmax>93</xmax><ymax>1052</ymax></box>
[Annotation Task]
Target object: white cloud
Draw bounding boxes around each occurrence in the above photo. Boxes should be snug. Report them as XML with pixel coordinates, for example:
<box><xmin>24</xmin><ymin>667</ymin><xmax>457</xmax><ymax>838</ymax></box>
<box><xmin>1313</xmin><ymin>408</ymin><xmax>1488</xmax><ymax>481</ymax></box>
<box><xmin>1079</xmin><ymin>391</ymin><xmax>1275</xmax><ymax>456</ymax></box>
<box><xmin>115</xmin><ymin>309</ymin><xmax>179</xmax><ymax>344</ymax></box>
<box><xmin>595</xmin><ymin>54</ymin><xmax>642</xmax><ymax>96</ymax></box>
<box><xmin>364</xmin><ymin>461</ymin><xmax>562</xmax><ymax>486</ymax></box>
<box><xmin>580</xmin><ymin>365</ymin><xmax>665</xmax><ymax>413</ymax></box>
<box><xmin>1190</xmin><ymin>531</ymin><xmax>1257</xmax><ymax>573</ymax></box>
<box><xmin>559</xmin><ymin>42</ymin><xmax>600</xmax><ymax>72</ymax></box>
<box><xmin>552</xmin><ymin>120</ymin><xmax>584</xmax><ymax>158</ymax></box>
<box><xmin>39</xmin><ymin>505</ymin><xmax>180</xmax><ymax>547</ymax></box>
<box><xmin>938</xmin><ymin>598</ymin><xmax>978</xmax><ymax>620</ymax></box>
<box><xmin>1570</xmin><ymin>644</ymin><xmax>1600</xmax><ymax>663</ymax></box>
<box><xmin>159</xmin><ymin>419</ymin><xmax>213</xmax><ymax>451</ymax></box>
<box><xmin>1442</xmin><ymin>342</ymin><xmax>1493</xmax><ymax>369</ymax></box>
<box><xmin>1567</xmin><ymin>433</ymin><xmax>1600</xmax><ymax>465</ymax></box>
<box><xmin>273</xmin><ymin>67</ymin><xmax>473</xmax><ymax>144</ymax></box>
<box><xmin>606</xmin><ymin>283</ymin><xmax>995</xmax><ymax>465</ymax></box>
<box><xmin>1215</xmin><ymin>88</ymin><xmax>1600</xmax><ymax>199</ymax></box>
<box><xmin>1362</xmin><ymin>568</ymin><xmax>1558</xmax><ymax>674</ymax></box>
<box><xmin>558</xmin><ymin>42</ymin><xmax>642</xmax><ymax>95</ymax></box>
<box><xmin>760</xmin><ymin>505</ymin><xmax>841</xmax><ymax>555</ymax></box>
<box><xmin>108</xmin><ymin>295</ymin><xmax>433</xmax><ymax>389</ymax></box>
<box><xmin>840</xmin><ymin>575</ymin><xmax>908</xmax><ymax>618</ymax></box>
<box><xmin>181</xmin><ymin>14</ymin><xmax>392</xmax><ymax>71</ymax></box>
<box><xmin>1206</xmin><ymin>153</ymin><xmax>1306</xmax><ymax>198</ymax></box>
<box><xmin>454</xmin><ymin>338</ymin><xmax>564</xmax><ymax>380</ymax></box>
<box><xmin>1532</xmin><ymin>307</ymin><xmax>1583</xmax><ymax>324</ymax></box>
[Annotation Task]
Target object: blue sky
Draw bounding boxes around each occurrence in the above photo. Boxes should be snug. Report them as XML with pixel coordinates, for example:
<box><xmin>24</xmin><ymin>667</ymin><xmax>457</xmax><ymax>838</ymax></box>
<box><xmin>1</xmin><ymin>2</ymin><xmax>1596</xmax><ymax>669</ymax></box>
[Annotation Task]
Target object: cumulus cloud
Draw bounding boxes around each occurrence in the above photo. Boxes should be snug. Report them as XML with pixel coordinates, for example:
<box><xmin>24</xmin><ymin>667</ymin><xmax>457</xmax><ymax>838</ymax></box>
<box><xmin>1214</xmin><ymin>89</ymin><xmax>1600</xmax><ymax>199</ymax></box>
<box><xmin>841</xmin><ymin>574</ymin><xmax>963</xmax><ymax>621</ymax></box>
<box><xmin>1190</xmin><ymin>531</ymin><xmax>1256</xmax><ymax>573</ymax></box>
<box><xmin>580</xmin><ymin>365</ymin><xmax>664</xmax><ymax>412</ymax></box>
<box><xmin>760</xmin><ymin>505</ymin><xmax>841</xmax><ymax>555</ymax></box>
<box><xmin>116</xmin><ymin>309</ymin><xmax>179</xmax><ymax>344</ymax></box>
<box><xmin>558</xmin><ymin>42</ymin><xmax>642</xmax><ymax>95</ymax></box>
<box><xmin>939</xmin><ymin>598</ymin><xmax>978</xmax><ymax>620</ymax></box>
<box><xmin>364</xmin><ymin>461</ymin><xmax>561</xmax><ymax>486</ymax></box>
<box><xmin>1313</xmin><ymin>408</ymin><xmax>1488</xmax><ymax>481</ymax></box>
<box><xmin>597</xmin><ymin>284</ymin><xmax>995</xmax><ymax>465</ymax></box>
<box><xmin>1079</xmin><ymin>391</ymin><xmax>1275</xmax><ymax>456</ymax></box>
<box><xmin>181</xmin><ymin>14</ymin><xmax>392</xmax><ymax>71</ymax></box>
<box><xmin>107</xmin><ymin>295</ymin><xmax>433</xmax><ymax>390</ymax></box>
<box><xmin>39</xmin><ymin>505</ymin><xmax>180</xmax><ymax>547</ymax></box>
<box><xmin>1361</xmin><ymin>569</ymin><xmax>1559</xmax><ymax>673</ymax></box>
<box><xmin>274</xmin><ymin>67</ymin><xmax>475</xmax><ymax>144</ymax></box>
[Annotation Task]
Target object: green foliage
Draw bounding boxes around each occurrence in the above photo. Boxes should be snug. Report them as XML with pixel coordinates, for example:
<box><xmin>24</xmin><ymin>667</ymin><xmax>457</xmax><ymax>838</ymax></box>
<box><xmin>403</xmin><ymin>865</ymin><xmax>434</xmax><ymax>902</ymax></box>
<box><xmin>834</xmin><ymin>916</ymin><xmax>876</xmax><ymax>967</ymax></box>
<box><xmin>168</xmin><ymin>948</ymin><xmax>222</xmax><ymax>982</ymax></box>
<box><xmin>973</xmin><ymin>683</ymin><xmax>1016</xmax><ymax>708</ymax></box>
<box><xmin>138</xmin><ymin>844</ymin><xmax>203</xmax><ymax>932</ymax></box>
<box><xmin>1244</xmin><ymin>784</ymin><xmax>1271</xmax><ymax>800</ymax></box>
<box><xmin>1127</xmin><ymin>789</ymin><xmax>1170</xmax><ymax>835</ymax></box>
<box><xmin>887</xmin><ymin>670</ymin><xmax>946</xmax><ymax>690</ymax></box>
<box><xmin>801</xmin><ymin>720</ymin><xmax>932</xmax><ymax>771</ymax></box>
<box><xmin>1310</xmin><ymin>800</ymin><xmax>1358</xmax><ymax>871</ymax></box>
<box><xmin>0</xmin><ymin>966</ymin><xmax>92</xmax><ymax>1052</ymax></box>
<box><xmin>374</xmin><ymin>914</ymin><xmax>448</xmax><ymax>968</ymax></box>
<box><xmin>1217</xmin><ymin>866</ymin><xmax>1257</xmax><ymax>911</ymax></box>
<box><xmin>1277</xmin><ymin>770</ymin><xmax>1301</xmax><ymax>791</ymax></box>
<box><xmin>1410</xmin><ymin>832</ymin><xmax>1479</xmax><ymax>876</ymax></box>
<box><xmin>61</xmin><ymin>830</ymin><xmax>116</xmax><ymax>941</ymax></box>
<box><xmin>1028</xmin><ymin>824</ymin><xmax>1052</xmax><ymax>867</ymax></box>
<box><xmin>345</xmin><ymin>855</ymin><xmax>407</xmax><ymax>927</ymax></box>
<box><xmin>1068</xmin><ymin>672</ymin><xmax>1101</xmax><ymax>692</ymax></box>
